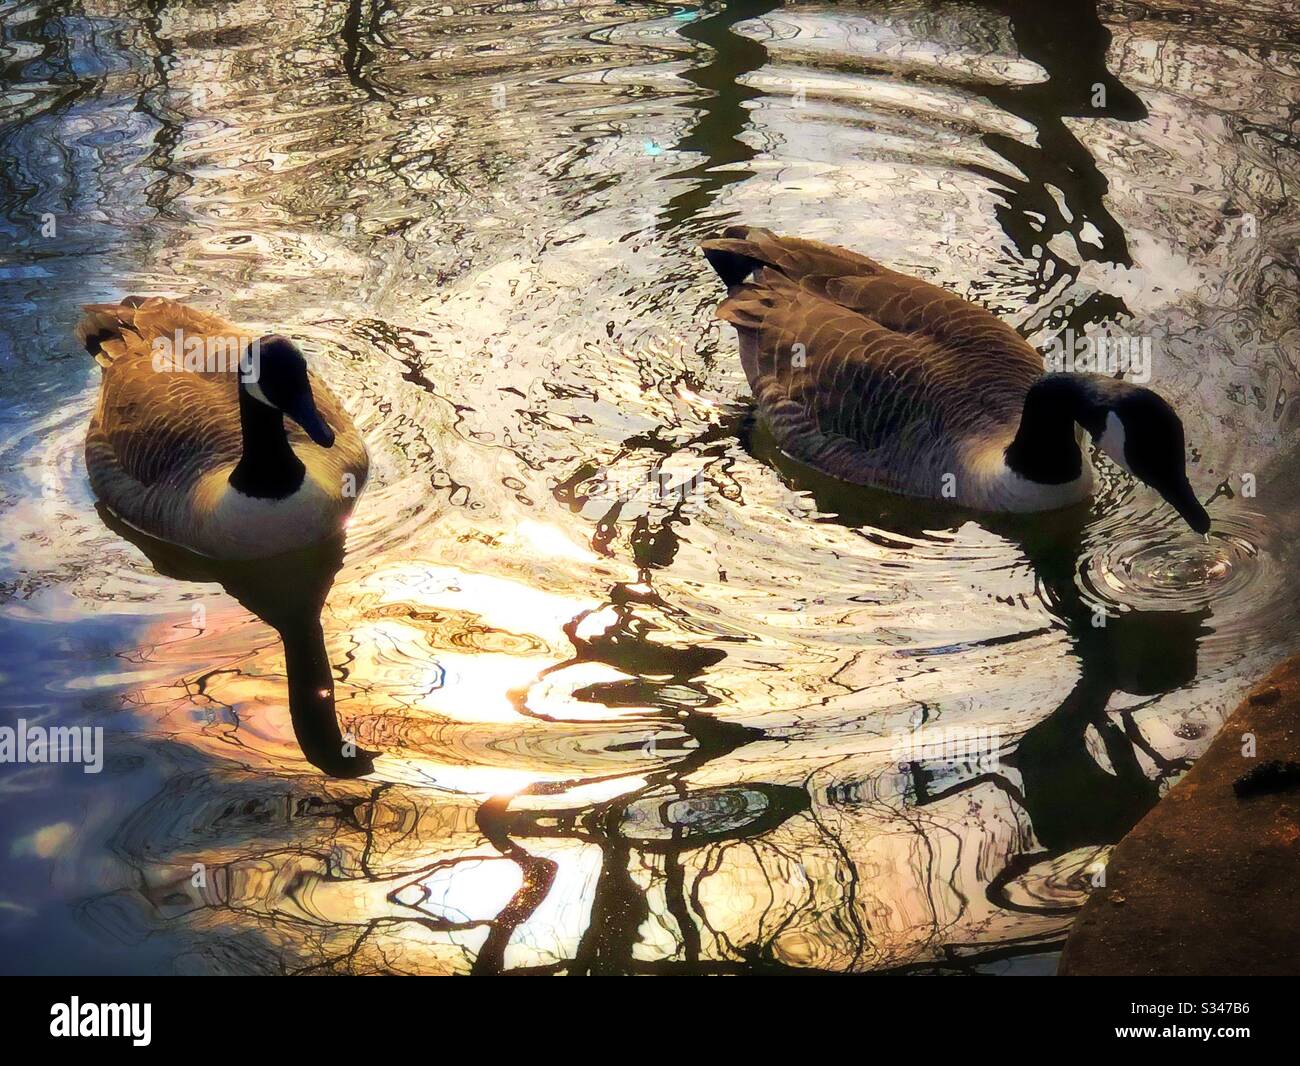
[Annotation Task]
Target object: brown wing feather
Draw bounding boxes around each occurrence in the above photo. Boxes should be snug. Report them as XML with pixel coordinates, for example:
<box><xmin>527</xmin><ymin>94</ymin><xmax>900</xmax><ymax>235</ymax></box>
<box><xmin>86</xmin><ymin>317</ymin><xmax>244</xmax><ymax>493</ymax></box>
<box><xmin>702</xmin><ymin>227</ymin><xmax>1043</xmax><ymax>493</ymax></box>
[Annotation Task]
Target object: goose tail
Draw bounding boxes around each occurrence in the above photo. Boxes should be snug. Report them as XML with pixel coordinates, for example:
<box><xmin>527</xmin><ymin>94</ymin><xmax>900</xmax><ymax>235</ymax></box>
<box><xmin>75</xmin><ymin>296</ymin><xmax>151</xmax><ymax>368</ymax></box>
<box><xmin>700</xmin><ymin>225</ymin><xmax>778</xmax><ymax>289</ymax></box>
<box><xmin>701</xmin><ymin>225</ymin><xmax>887</xmax><ymax>291</ymax></box>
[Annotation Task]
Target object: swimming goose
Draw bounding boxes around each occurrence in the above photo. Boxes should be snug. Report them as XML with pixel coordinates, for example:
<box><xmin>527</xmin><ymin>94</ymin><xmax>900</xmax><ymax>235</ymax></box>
<box><xmin>78</xmin><ymin>297</ymin><xmax>369</xmax><ymax>559</ymax></box>
<box><xmin>702</xmin><ymin>226</ymin><xmax>1209</xmax><ymax>533</ymax></box>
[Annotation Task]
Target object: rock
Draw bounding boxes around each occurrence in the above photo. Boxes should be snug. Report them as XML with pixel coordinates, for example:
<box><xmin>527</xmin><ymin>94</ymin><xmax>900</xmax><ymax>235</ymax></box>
<box><xmin>1059</xmin><ymin>653</ymin><xmax>1300</xmax><ymax>976</ymax></box>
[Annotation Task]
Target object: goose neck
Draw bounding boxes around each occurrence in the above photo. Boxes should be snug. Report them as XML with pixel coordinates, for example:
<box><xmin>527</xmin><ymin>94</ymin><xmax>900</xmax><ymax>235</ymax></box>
<box><xmin>1005</xmin><ymin>373</ymin><xmax>1107</xmax><ymax>485</ymax></box>
<box><xmin>229</xmin><ymin>383</ymin><xmax>306</xmax><ymax>498</ymax></box>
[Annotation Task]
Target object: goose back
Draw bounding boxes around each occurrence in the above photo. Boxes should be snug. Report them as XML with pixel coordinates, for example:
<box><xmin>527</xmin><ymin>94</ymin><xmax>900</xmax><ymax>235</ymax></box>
<box><xmin>702</xmin><ymin>227</ymin><xmax>1049</xmax><ymax>502</ymax></box>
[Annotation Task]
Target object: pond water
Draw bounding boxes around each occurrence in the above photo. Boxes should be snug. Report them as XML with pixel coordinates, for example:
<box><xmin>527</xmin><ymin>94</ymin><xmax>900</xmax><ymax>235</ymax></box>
<box><xmin>1</xmin><ymin>0</ymin><xmax>1297</xmax><ymax>974</ymax></box>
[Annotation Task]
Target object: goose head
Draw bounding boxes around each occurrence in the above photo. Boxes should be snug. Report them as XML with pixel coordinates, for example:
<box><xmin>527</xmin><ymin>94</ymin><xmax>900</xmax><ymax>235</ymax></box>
<box><xmin>1011</xmin><ymin>373</ymin><xmax>1210</xmax><ymax>534</ymax></box>
<box><xmin>241</xmin><ymin>335</ymin><xmax>335</xmax><ymax>447</ymax></box>
<box><xmin>1088</xmin><ymin>382</ymin><xmax>1210</xmax><ymax>535</ymax></box>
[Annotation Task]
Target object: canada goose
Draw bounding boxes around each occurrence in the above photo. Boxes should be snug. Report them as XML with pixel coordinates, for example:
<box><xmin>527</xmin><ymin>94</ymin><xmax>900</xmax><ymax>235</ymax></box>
<box><xmin>78</xmin><ymin>297</ymin><xmax>369</xmax><ymax>559</ymax></box>
<box><xmin>701</xmin><ymin>226</ymin><xmax>1210</xmax><ymax>533</ymax></box>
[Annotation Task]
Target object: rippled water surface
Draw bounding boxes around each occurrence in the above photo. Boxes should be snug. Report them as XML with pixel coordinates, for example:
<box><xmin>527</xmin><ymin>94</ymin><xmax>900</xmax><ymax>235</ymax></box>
<box><xmin>2</xmin><ymin>0</ymin><xmax>1299</xmax><ymax>974</ymax></box>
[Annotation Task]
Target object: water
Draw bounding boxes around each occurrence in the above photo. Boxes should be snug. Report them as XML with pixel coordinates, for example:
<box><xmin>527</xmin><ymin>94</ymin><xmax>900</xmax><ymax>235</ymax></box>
<box><xmin>1</xmin><ymin>0</ymin><xmax>1297</xmax><ymax>975</ymax></box>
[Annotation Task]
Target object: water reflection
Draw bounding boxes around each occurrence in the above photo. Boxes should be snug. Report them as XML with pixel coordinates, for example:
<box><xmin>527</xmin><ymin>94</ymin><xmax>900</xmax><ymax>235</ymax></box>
<box><xmin>752</xmin><ymin>417</ymin><xmax>1208</xmax><ymax>859</ymax></box>
<box><xmin>97</xmin><ymin>510</ymin><xmax>376</xmax><ymax>778</ymax></box>
<box><xmin>663</xmin><ymin>0</ymin><xmax>781</xmax><ymax>229</ymax></box>
<box><xmin>976</xmin><ymin>0</ymin><xmax>1145</xmax><ymax>292</ymax></box>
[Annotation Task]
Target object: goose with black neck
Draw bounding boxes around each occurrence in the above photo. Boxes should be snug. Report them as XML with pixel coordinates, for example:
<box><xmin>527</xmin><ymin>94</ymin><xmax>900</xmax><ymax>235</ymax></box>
<box><xmin>701</xmin><ymin>226</ymin><xmax>1211</xmax><ymax>534</ymax></box>
<box><xmin>79</xmin><ymin>297</ymin><xmax>369</xmax><ymax>559</ymax></box>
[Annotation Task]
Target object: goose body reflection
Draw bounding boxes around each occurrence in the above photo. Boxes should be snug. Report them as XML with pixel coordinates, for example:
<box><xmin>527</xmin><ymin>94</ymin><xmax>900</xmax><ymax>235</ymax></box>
<box><xmin>702</xmin><ymin>226</ymin><xmax>1210</xmax><ymax>533</ymax></box>
<box><xmin>98</xmin><ymin>508</ymin><xmax>376</xmax><ymax>778</ymax></box>
<box><xmin>78</xmin><ymin>297</ymin><xmax>369</xmax><ymax>559</ymax></box>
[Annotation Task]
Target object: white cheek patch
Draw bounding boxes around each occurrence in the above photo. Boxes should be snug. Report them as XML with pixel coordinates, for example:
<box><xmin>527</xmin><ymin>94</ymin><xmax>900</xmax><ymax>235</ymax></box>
<box><xmin>241</xmin><ymin>377</ymin><xmax>277</xmax><ymax>409</ymax></box>
<box><xmin>1098</xmin><ymin>411</ymin><xmax>1132</xmax><ymax>474</ymax></box>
